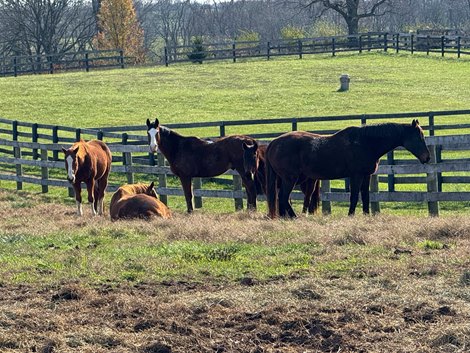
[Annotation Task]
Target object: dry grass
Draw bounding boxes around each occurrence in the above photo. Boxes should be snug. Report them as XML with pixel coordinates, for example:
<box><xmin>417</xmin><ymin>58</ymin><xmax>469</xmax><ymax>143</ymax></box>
<box><xmin>1</xmin><ymin>189</ymin><xmax>470</xmax><ymax>352</ymax></box>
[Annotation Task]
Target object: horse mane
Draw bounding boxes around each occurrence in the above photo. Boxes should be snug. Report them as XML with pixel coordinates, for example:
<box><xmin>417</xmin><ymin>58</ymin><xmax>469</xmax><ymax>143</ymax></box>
<box><xmin>116</xmin><ymin>183</ymin><xmax>150</xmax><ymax>197</ymax></box>
<box><xmin>354</xmin><ymin>123</ymin><xmax>407</xmax><ymax>140</ymax></box>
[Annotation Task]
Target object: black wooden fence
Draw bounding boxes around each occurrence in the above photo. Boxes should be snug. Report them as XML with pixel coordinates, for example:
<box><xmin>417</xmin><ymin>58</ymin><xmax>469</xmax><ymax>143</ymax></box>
<box><xmin>165</xmin><ymin>32</ymin><xmax>470</xmax><ymax>65</ymax></box>
<box><xmin>1</xmin><ymin>109</ymin><xmax>470</xmax><ymax>216</ymax></box>
<box><xmin>0</xmin><ymin>49</ymin><xmax>127</xmax><ymax>77</ymax></box>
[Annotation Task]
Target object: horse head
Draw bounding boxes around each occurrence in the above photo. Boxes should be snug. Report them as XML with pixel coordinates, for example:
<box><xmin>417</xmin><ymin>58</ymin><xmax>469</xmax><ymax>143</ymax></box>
<box><xmin>403</xmin><ymin>119</ymin><xmax>431</xmax><ymax>164</ymax></box>
<box><xmin>61</xmin><ymin>145</ymin><xmax>80</xmax><ymax>183</ymax></box>
<box><xmin>145</xmin><ymin>181</ymin><xmax>158</xmax><ymax>199</ymax></box>
<box><xmin>242</xmin><ymin>141</ymin><xmax>259</xmax><ymax>177</ymax></box>
<box><xmin>146</xmin><ymin>118</ymin><xmax>160</xmax><ymax>153</ymax></box>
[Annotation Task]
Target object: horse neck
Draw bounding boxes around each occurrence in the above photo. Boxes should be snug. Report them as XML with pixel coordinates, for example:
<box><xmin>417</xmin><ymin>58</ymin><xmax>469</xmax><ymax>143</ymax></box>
<box><xmin>360</xmin><ymin>124</ymin><xmax>405</xmax><ymax>159</ymax></box>
<box><xmin>158</xmin><ymin>129</ymin><xmax>181</xmax><ymax>162</ymax></box>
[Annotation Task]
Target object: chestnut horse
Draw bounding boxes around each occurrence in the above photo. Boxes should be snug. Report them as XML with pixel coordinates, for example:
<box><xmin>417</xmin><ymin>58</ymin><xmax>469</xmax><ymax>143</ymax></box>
<box><xmin>62</xmin><ymin>139</ymin><xmax>112</xmax><ymax>216</ymax></box>
<box><xmin>146</xmin><ymin>118</ymin><xmax>258</xmax><ymax>213</ymax></box>
<box><xmin>266</xmin><ymin>120</ymin><xmax>430</xmax><ymax>218</ymax></box>
<box><xmin>110</xmin><ymin>182</ymin><xmax>171</xmax><ymax>220</ymax></box>
<box><xmin>242</xmin><ymin>142</ymin><xmax>320</xmax><ymax>214</ymax></box>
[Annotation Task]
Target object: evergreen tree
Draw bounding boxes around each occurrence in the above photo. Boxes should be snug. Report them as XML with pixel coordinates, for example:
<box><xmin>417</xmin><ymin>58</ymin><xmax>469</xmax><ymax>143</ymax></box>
<box><xmin>187</xmin><ymin>37</ymin><xmax>207</xmax><ymax>64</ymax></box>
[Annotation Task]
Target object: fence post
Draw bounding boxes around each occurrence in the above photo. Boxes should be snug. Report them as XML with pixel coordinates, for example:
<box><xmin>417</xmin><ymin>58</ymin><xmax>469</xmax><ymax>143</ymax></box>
<box><xmin>52</xmin><ymin>126</ymin><xmax>59</xmax><ymax>161</ymax></box>
<box><xmin>122</xmin><ymin>133</ymin><xmax>134</xmax><ymax>184</ymax></box>
<box><xmin>12</xmin><ymin>121</ymin><xmax>22</xmax><ymax>190</ymax></box>
<box><xmin>232</xmin><ymin>42</ymin><xmax>236</xmax><ymax>63</ymax></box>
<box><xmin>396</xmin><ymin>33</ymin><xmax>400</xmax><ymax>53</ymax></box>
<box><xmin>48</xmin><ymin>56</ymin><xmax>54</xmax><ymax>74</ymax></box>
<box><xmin>219</xmin><ymin>123</ymin><xmax>226</xmax><ymax>137</ymax></box>
<box><xmin>411</xmin><ymin>34</ymin><xmax>414</xmax><ymax>54</ymax></box>
<box><xmin>164</xmin><ymin>47</ymin><xmax>169</xmax><ymax>67</ymax></box>
<box><xmin>384</xmin><ymin>32</ymin><xmax>388</xmax><ymax>52</ymax></box>
<box><xmin>13</xmin><ymin>57</ymin><xmax>17</xmax><ymax>77</ymax></box>
<box><xmin>97</xmin><ymin>130</ymin><xmax>104</xmax><ymax>141</ymax></box>
<box><xmin>298</xmin><ymin>40</ymin><xmax>303</xmax><ymax>59</ymax></box>
<box><xmin>32</xmin><ymin>123</ymin><xmax>38</xmax><ymax>160</ymax></box>
<box><xmin>426</xmin><ymin>146</ymin><xmax>439</xmax><ymax>216</ymax></box>
<box><xmin>427</xmin><ymin>35</ymin><xmax>430</xmax><ymax>55</ymax></box>
<box><xmin>233</xmin><ymin>173</ymin><xmax>243</xmax><ymax>210</ymax></box>
<box><xmin>292</xmin><ymin>118</ymin><xmax>297</xmax><ymax>131</ymax></box>
<box><xmin>428</xmin><ymin>113</ymin><xmax>442</xmax><ymax>192</ymax></box>
<box><xmin>85</xmin><ymin>52</ymin><xmax>90</xmax><ymax>72</ymax></box>
<box><xmin>370</xmin><ymin>174</ymin><xmax>380</xmax><ymax>215</ymax></box>
<box><xmin>75</xmin><ymin>128</ymin><xmax>81</xmax><ymax>142</ymax></box>
<box><xmin>386</xmin><ymin>151</ymin><xmax>395</xmax><ymax>192</ymax></box>
<box><xmin>321</xmin><ymin>180</ymin><xmax>331</xmax><ymax>215</ymax></box>
<box><xmin>193</xmin><ymin>178</ymin><xmax>203</xmax><ymax>208</ymax></box>
<box><xmin>119</xmin><ymin>49</ymin><xmax>124</xmax><ymax>69</ymax></box>
<box><xmin>368</xmin><ymin>34</ymin><xmax>371</xmax><ymax>51</ymax></box>
<box><xmin>157</xmin><ymin>153</ymin><xmax>168</xmax><ymax>205</ymax></box>
<box><xmin>441</xmin><ymin>36</ymin><xmax>445</xmax><ymax>57</ymax></box>
<box><xmin>359</xmin><ymin>35</ymin><xmax>362</xmax><ymax>53</ymax></box>
<box><xmin>457</xmin><ymin>36</ymin><xmax>461</xmax><ymax>58</ymax></box>
<box><xmin>267</xmin><ymin>41</ymin><xmax>271</xmax><ymax>60</ymax></box>
<box><xmin>41</xmin><ymin>148</ymin><xmax>49</xmax><ymax>193</ymax></box>
<box><xmin>332</xmin><ymin>38</ymin><xmax>336</xmax><ymax>57</ymax></box>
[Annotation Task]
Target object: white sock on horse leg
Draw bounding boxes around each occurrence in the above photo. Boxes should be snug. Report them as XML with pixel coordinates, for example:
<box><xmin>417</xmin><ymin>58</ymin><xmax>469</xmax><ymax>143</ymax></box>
<box><xmin>76</xmin><ymin>201</ymin><xmax>83</xmax><ymax>216</ymax></box>
<box><xmin>90</xmin><ymin>202</ymin><xmax>97</xmax><ymax>216</ymax></box>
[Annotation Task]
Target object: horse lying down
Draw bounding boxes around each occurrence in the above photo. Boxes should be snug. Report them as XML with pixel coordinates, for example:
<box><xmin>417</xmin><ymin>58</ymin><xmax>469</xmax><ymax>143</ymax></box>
<box><xmin>110</xmin><ymin>182</ymin><xmax>171</xmax><ymax>220</ymax></box>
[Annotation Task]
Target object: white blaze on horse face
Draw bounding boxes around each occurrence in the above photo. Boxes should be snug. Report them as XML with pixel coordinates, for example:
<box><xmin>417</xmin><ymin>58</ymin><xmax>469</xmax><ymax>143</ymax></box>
<box><xmin>66</xmin><ymin>155</ymin><xmax>75</xmax><ymax>183</ymax></box>
<box><xmin>148</xmin><ymin>128</ymin><xmax>158</xmax><ymax>153</ymax></box>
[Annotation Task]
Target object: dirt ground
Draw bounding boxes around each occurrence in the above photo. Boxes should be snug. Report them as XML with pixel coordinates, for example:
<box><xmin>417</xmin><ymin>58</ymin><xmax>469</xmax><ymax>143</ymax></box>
<box><xmin>1</xmin><ymin>274</ymin><xmax>469</xmax><ymax>353</ymax></box>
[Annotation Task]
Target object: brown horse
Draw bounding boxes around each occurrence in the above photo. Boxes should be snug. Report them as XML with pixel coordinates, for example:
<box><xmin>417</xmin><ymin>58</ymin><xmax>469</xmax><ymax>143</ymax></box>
<box><xmin>242</xmin><ymin>142</ymin><xmax>320</xmax><ymax>214</ymax></box>
<box><xmin>62</xmin><ymin>139</ymin><xmax>112</xmax><ymax>216</ymax></box>
<box><xmin>146</xmin><ymin>118</ymin><xmax>258</xmax><ymax>213</ymax></box>
<box><xmin>266</xmin><ymin>120</ymin><xmax>431</xmax><ymax>218</ymax></box>
<box><xmin>110</xmin><ymin>182</ymin><xmax>171</xmax><ymax>220</ymax></box>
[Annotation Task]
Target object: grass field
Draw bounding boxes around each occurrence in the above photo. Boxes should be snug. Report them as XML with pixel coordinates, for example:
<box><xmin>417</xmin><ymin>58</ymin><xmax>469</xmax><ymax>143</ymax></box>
<box><xmin>0</xmin><ymin>190</ymin><xmax>469</xmax><ymax>352</ymax></box>
<box><xmin>1</xmin><ymin>53</ymin><xmax>470</xmax><ymax>352</ymax></box>
<box><xmin>1</xmin><ymin>52</ymin><xmax>470</xmax><ymax>131</ymax></box>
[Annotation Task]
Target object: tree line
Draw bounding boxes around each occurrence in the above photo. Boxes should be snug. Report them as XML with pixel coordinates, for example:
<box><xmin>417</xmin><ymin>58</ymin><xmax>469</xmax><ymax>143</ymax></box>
<box><xmin>1</xmin><ymin>0</ymin><xmax>470</xmax><ymax>63</ymax></box>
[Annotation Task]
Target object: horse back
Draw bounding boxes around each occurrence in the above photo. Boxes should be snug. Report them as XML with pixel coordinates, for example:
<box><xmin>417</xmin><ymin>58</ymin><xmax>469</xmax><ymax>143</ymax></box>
<box><xmin>115</xmin><ymin>194</ymin><xmax>171</xmax><ymax>220</ymax></box>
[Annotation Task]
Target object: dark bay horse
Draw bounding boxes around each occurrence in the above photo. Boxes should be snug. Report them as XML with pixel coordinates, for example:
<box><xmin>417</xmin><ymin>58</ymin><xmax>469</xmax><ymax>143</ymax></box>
<box><xmin>242</xmin><ymin>142</ymin><xmax>320</xmax><ymax>214</ymax></box>
<box><xmin>146</xmin><ymin>118</ymin><xmax>258</xmax><ymax>213</ymax></box>
<box><xmin>110</xmin><ymin>182</ymin><xmax>171</xmax><ymax>220</ymax></box>
<box><xmin>266</xmin><ymin>120</ymin><xmax>430</xmax><ymax>218</ymax></box>
<box><xmin>62</xmin><ymin>139</ymin><xmax>112</xmax><ymax>216</ymax></box>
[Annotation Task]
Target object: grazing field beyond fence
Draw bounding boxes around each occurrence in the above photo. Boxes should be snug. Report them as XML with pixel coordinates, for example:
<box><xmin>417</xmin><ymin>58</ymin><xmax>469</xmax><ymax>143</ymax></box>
<box><xmin>1</xmin><ymin>109</ymin><xmax>470</xmax><ymax>216</ymax></box>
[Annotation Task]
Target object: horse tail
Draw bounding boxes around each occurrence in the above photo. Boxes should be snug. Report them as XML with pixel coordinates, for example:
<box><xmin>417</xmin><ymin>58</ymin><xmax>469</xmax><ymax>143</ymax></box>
<box><xmin>265</xmin><ymin>155</ymin><xmax>277</xmax><ymax>219</ymax></box>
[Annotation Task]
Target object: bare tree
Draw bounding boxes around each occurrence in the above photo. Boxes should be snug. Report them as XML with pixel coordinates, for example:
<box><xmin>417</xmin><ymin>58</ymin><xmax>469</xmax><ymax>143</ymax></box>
<box><xmin>302</xmin><ymin>0</ymin><xmax>391</xmax><ymax>35</ymax></box>
<box><xmin>0</xmin><ymin>0</ymin><xmax>95</xmax><ymax>57</ymax></box>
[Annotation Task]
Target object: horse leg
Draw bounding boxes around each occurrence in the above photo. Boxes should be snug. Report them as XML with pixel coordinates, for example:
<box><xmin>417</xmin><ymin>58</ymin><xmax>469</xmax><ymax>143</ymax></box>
<box><xmin>73</xmin><ymin>183</ymin><xmax>83</xmax><ymax>216</ymax></box>
<box><xmin>86</xmin><ymin>179</ymin><xmax>97</xmax><ymax>216</ymax></box>
<box><xmin>93</xmin><ymin>180</ymin><xmax>100</xmax><ymax>215</ymax></box>
<box><xmin>180</xmin><ymin>176</ymin><xmax>194</xmax><ymax>213</ymax></box>
<box><xmin>348</xmin><ymin>175</ymin><xmax>364</xmax><ymax>216</ymax></box>
<box><xmin>300</xmin><ymin>179</ymin><xmax>314</xmax><ymax>214</ymax></box>
<box><xmin>307</xmin><ymin>179</ymin><xmax>320</xmax><ymax>215</ymax></box>
<box><xmin>279</xmin><ymin>178</ymin><xmax>297</xmax><ymax>219</ymax></box>
<box><xmin>240</xmin><ymin>171</ymin><xmax>257</xmax><ymax>211</ymax></box>
<box><xmin>96</xmin><ymin>177</ymin><xmax>109</xmax><ymax>216</ymax></box>
<box><xmin>361</xmin><ymin>175</ymin><xmax>371</xmax><ymax>215</ymax></box>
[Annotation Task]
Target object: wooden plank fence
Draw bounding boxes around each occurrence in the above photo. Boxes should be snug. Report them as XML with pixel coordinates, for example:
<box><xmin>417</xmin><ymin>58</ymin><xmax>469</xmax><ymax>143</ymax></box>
<box><xmin>0</xmin><ymin>49</ymin><xmax>128</xmax><ymax>77</ymax></box>
<box><xmin>1</xmin><ymin>110</ymin><xmax>470</xmax><ymax>216</ymax></box>
<box><xmin>165</xmin><ymin>32</ymin><xmax>470</xmax><ymax>66</ymax></box>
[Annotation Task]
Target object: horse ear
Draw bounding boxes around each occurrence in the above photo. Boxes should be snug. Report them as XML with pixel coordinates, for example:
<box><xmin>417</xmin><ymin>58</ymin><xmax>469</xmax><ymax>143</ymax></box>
<box><xmin>149</xmin><ymin>181</ymin><xmax>155</xmax><ymax>189</ymax></box>
<box><xmin>412</xmin><ymin>119</ymin><xmax>417</xmax><ymax>127</ymax></box>
<box><xmin>61</xmin><ymin>147</ymin><xmax>67</xmax><ymax>154</ymax></box>
<box><xmin>146</xmin><ymin>118</ymin><xmax>151</xmax><ymax>128</ymax></box>
<box><xmin>252</xmin><ymin>141</ymin><xmax>258</xmax><ymax>151</ymax></box>
<box><xmin>416</xmin><ymin>119</ymin><xmax>420</xmax><ymax>126</ymax></box>
<box><xmin>72</xmin><ymin>146</ymin><xmax>79</xmax><ymax>154</ymax></box>
<box><xmin>154</xmin><ymin>118</ymin><xmax>159</xmax><ymax>127</ymax></box>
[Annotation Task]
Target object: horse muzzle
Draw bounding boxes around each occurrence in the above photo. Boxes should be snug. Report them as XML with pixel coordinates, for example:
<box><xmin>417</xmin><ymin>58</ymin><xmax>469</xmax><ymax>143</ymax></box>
<box><xmin>67</xmin><ymin>176</ymin><xmax>75</xmax><ymax>183</ymax></box>
<box><xmin>149</xmin><ymin>144</ymin><xmax>158</xmax><ymax>154</ymax></box>
<box><xmin>420</xmin><ymin>153</ymin><xmax>431</xmax><ymax>164</ymax></box>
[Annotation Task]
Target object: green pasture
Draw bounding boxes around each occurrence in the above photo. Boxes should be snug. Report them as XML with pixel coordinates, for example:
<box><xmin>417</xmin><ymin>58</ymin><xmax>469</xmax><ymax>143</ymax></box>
<box><xmin>1</xmin><ymin>52</ymin><xmax>469</xmax><ymax>131</ymax></box>
<box><xmin>0</xmin><ymin>51</ymin><xmax>469</xmax><ymax>214</ymax></box>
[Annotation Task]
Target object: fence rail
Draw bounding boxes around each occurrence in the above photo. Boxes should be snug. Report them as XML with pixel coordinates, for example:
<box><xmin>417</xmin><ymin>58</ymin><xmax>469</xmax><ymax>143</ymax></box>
<box><xmin>1</xmin><ymin>111</ymin><xmax>470</xmax><ymax>216</ymax></box>
<box><xmin>165</xmin><ymin>32</ymin><xmax>470</xmax><ymax>65</ymax></box>
<box><xmin>0</xmin><ymin>49</ymin><xmax>129</xmax><ymax>77</ymax></box>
